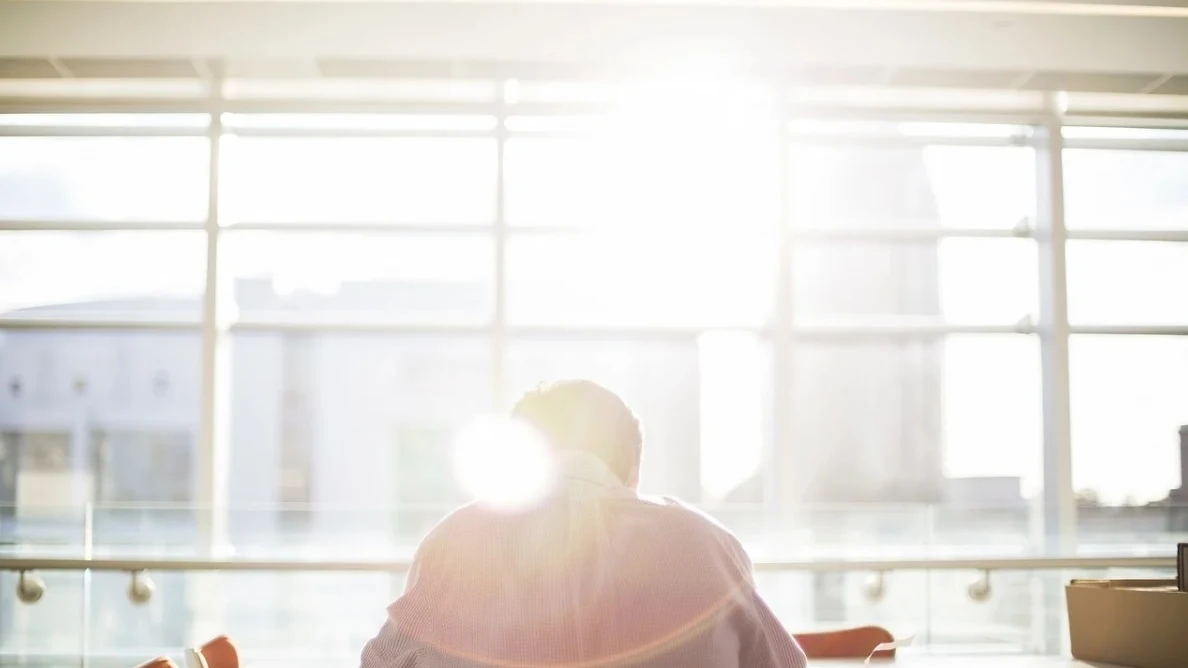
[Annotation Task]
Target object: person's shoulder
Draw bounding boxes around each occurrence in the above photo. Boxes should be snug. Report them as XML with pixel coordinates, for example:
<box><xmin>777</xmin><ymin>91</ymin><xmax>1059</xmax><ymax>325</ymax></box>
<box><xmin>630</xmin><ymin>495</ymin><xmax>748</xmax><ymax>553</ymax></box>
<box><xmin>425</xmin><ymin>500</ymin><xmax>487</xmax><ymax>534</ymax></box>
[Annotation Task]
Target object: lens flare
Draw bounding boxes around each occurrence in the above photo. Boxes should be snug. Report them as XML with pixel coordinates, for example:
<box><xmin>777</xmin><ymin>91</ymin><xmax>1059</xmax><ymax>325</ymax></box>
<box><xmin>452</xmin><ymin>415</ymin><xmax>557</xmax><ymax>512</ymax></box>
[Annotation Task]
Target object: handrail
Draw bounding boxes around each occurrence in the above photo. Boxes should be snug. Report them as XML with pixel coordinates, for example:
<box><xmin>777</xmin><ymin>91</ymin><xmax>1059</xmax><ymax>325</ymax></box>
<box><xmin>0</xmin><ymin>554</ymin><xmax>1174</xmax><ymax>573</ymax></box>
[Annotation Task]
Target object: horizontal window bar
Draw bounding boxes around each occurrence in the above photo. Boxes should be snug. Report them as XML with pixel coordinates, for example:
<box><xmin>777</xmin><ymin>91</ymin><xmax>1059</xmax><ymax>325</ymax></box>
<box><xmin>787</xmin><ymin>133</ymin><xmax>1032</xmax><ymax>148</ymax></box>
<box><xmin>0</xmin><ymin>319</ymin><xmax>1057</xmax><ymax>337</ymax></box>
<box><xmin>228</xmin><ymin>320</ymin><xmax>491</xmax><ymax>335</ymax></box>
<box><xmin>229</xmin><ymin>322</ymin><xmax>773</xmax><ymax>339</ymax></box>
<box><xmin>0</xmin><ymin>554</ymin><xmax>1173</xmax><ymax>574</ymax></box>
<box><xmin>505</xmin><ymin>325</ymin><xmax>774</xmax><ymax>341</ymax></box>
<box><xmin>1069</xmin><ymin>325</ymin><xmax>1188</xmax><ymax>336</ymax></box>
<box><xmin>0</xmin><ymin>317</ymin><xmax>200</xmax><ymax>331</ymax></box>
<box><xmin>223</xmin><ymin>126</ymin><xmax>496</xmax><ymax>139</ymax></box>
<box><xmin>1065</xmin><ymin>229</ymin><xmax>1188</xmax><ymax>242</ymax></box>
<box><xmin>220</xmin><ymin>222</ymin><xmax>495</xmax><ymax>234</ymax></box>
<box><xmin>0</xmin><ymin>96</ymin><xmax>1182</xmax><ymax>128</ymax></box>
<box><xmin>13</xmin><ymin>223</ymin><xmax>1177</xmax><ymax>241</ymax></box>
<box><xmin>0</xmin><ymin>100</ymin><xmax>215</xmax><ymax>115</ymax></box>
<box><xmin>1062</xmin><ymin>115</ymin><xmax>1188</xmax><ymax>131</ymax></box>
<box><xmin>0</xmin><ymin>220</ymin><xmax>207</xmax><ymax>231</ymax></box>
<box><xmin>1063</xmin><ymin>137</ymin><xmax>1188</xmax><ymax>152</ymax></box>
<box><xmin>0</xmin><ymin>125</ymin><xmax>210</xmax><ymax>138</ymax></box>
<box><xmin>790</xmin><ymin>322</ymin><xmax>1037</xmax><ymax>337</ymax></box>
<box><xmin>791</xmin><ymin>227</ymin><xmax>1030</xmax><ymax>240</ymax></box>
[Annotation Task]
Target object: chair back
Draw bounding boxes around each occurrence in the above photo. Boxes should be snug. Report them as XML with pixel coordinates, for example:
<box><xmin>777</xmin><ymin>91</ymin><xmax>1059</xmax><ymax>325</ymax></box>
<box><xmin>793</xmin><ymin>625</ymin><xmax>896</xmax><ymax>659</ymax></box>
<box><xmin>134</xmin><ymin>636</ymin><xmax>237</xmax><ymax>668</ymax></box>
<box><xmin>198</xmin><ymin>635</ymin><xmax>239</xmax><ymax>668</ymax></box>
<box><xmin>134</xmin><ymin>658</ymin><xmax>178</xmax><ymax>668</ymax></box>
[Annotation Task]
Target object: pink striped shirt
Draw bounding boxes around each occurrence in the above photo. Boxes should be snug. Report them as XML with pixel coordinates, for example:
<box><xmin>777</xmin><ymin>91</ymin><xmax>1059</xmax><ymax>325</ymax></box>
<box><xmin>361</xmin><ymin>455</ymin><xmax>807</xmax><ymax>668</ymax></box>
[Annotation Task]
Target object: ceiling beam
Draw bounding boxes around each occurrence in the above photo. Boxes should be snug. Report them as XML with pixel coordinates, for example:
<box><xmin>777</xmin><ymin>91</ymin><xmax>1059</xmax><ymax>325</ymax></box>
<box><xmin>1</xmin><ymin>2</ymin><xmax>1187</xmax><ymax>76</ymax></box>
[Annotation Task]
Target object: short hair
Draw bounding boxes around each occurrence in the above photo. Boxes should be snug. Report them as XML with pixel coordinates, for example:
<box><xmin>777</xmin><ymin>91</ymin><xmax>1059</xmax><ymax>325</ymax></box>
<box><xmin>511</xmin><ymin>379</ymin><xmax>642</xmax><ymax>484</ymax></box>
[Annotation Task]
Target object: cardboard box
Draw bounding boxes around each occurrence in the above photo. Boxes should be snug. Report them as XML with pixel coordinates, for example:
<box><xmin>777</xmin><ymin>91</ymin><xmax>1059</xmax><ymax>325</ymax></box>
<box><xmin>1066</xmin><ymin>579</ymin><xmax>1188</xmax><ymax>668</ymax></box>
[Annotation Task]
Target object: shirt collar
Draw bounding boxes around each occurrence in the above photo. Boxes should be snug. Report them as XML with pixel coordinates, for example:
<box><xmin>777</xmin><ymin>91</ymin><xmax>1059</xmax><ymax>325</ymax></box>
<box><xmin>558</xmin><ymin>451</ymin><xmax>630</xmax><ymax>494</ymax></box>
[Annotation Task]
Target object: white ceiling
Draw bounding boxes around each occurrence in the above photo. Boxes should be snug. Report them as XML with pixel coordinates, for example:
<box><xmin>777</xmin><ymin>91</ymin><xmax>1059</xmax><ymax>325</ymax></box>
<box><xmin>0</xmin><ymin>1</ymin><xmax>1187</xmax><ymax>96</ymax></box>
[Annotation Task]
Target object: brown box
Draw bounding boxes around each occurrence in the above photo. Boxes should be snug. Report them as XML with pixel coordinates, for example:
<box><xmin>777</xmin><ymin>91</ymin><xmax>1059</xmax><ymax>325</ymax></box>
<box><xmin>1066</xmin><ymin>579</ymin><xmax>1188</xmax><ymax>668</ymax></box>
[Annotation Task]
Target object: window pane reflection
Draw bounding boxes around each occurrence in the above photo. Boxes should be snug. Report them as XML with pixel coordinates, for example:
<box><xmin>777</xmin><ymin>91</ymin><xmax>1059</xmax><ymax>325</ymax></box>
<box><xmin>1064</xmin><ymin>148</ymin><xmax>1188</xmax><ymax>230</ymax></box>
<box><xmin>504</xmin><ymin>106</ymin><xmax>779</xmax><ymax>231</ymax></box>
<box><xmin>220</xmin><ymin>136</ymin><xmax>496</xmax><ymax>225</ymax></box>
<box><xmin>0</xmin><ymin>136</ymin><xmax>208</xmax><ymax>222</ymax></box>
<box><xmin>789</xmin><ymin>335</ymin><xmax>1041</xmax><ymax>504</ymax></box>
<box><xmin>793</xmin><ymin>239</ymin><xmax>1037</xmax><ymax>325</ymax></box>
<box><xmin>1067</xmin><ymin>241</ymin><xmax>1188</xmax><ymax>325</ymax></box>
<box><xmin>1070</xmin><ymin>335</ymin><xmax>1188</xmax><ymax>504</ymax></box>
<box><xmin>221</xmin><ymin>232</ymin><xmax>493</xmax><ymax>325</ymax></box>
<box><xmin>507</xmin><ymin>232</ymin><xmax>775</xmax><ymax>327</ymax></box>
<box><xmin>227</xmin><ymin>334</ymin><xmax>490</xmax><ymax>553</ymax></box>
<box><xmin>0</xmin><ymin>232</ymin><xmax>205</xmax><ymax>320</ymax></box>
<box><xmin>0</xmin><ymin>330</ymin><xmax>201</xmax><ymax>546</ymax></box>
<box><xmin>790</xmin><ymin>144</ymin><xmax>1034</xmax><ymax>229</ymax></box>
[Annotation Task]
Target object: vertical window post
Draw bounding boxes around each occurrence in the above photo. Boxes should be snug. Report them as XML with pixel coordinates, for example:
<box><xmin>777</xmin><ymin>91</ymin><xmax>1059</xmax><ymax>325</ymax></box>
<box><xmin>772</xmin><ymin>107</ymin><xmax>795</xmax><ymax>514</ymax></box>
<box><xmin>197</xmin><ymin>74</ymin><xmax>229</xmax><ymax>555</ymax></box>
<box><xmin>1035</xmin><ymin>91</ymin><xmax>1076</xmax><ymax>654</ymax></box>
<box><xmin>493</xmin><ymin>86</ymin><xmax>510</xmax><ymax>411</ymax></box>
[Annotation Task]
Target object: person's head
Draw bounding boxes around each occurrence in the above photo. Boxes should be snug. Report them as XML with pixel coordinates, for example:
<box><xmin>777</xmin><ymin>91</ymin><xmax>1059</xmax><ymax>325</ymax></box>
<box><xmin>511</xmin><ymin>379</ymin><xmax>642</xmax><ymax>489</ymax></box>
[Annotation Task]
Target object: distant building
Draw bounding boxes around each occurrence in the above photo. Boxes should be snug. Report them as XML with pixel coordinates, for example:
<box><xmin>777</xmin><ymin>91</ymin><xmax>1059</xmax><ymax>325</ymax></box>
<box><xmin>1164</xmin><ymin>426</ymin><xmax>1188</xmax><ymax>531</ymax></box>
<box><xmin>788</xmin><ymin>146</ymin><xmax>945</xmax><ymax>504</ymax></box>
<box><xmin>943</xmin><ymin>477</ymin><xmax>1026</xmax><ymax>508</ymax></box>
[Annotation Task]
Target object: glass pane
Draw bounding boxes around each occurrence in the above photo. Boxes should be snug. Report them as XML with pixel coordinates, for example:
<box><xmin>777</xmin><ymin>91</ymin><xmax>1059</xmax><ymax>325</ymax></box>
<box><xmin>790</xmin><ymin>144</ymin><xmax>1034</xmax><ymax>229</ymax></box>
<box><xmin>0</xmin><ymin>569</ymin><xmax>85</xmax><ymax>657</ymax></box>
<box><xmin>1064</xmin><ymin>148</ymin><xmax>1188</xmax><ymax>229</ymax></box>
<box><xmin>221</xmin><ymin>232</ymin><xmax>493</xmax><ymax>325</ymax></box>
<box><xmin>504</xmin><ymin>137</ymin><xmax>599</xmax><ymax>227</ymax></box>
<box><xmin>1067</xmin><ymin>241</ymin><xmax>1188</xmax><ymax>325</ymax></box>
<box><xmin>227</xmin><ymin>333</ymin><xmax>491</xmax><ymax>554</ymax></box>
<box><xmin>1070</xmin><ymin>335</ymin><xmax>1188</xmax><ymax>505</ymax></box>
<box><xmin>0</xmin><ymin>136</ymin><xmax>208</xmax><ymax>222</ymax></box>
<box><xmin>789</xmin><ymin>335</ymin><xmax>1042</xmax><ymax>506</ymax></box>
<box><xmin>793</xmin><ymin>239</ymin><xmax>1038</xmax><ymax>325</ymax></box>
<box><xmin>506</xmin><ymin>338</ymin><xmax>772</xmax><ymax>506</ymax></box>
<box><xmin>507</xmin><ymin>232</ymin><xmax>775</xmax><ymax>327</ymax></box>
<box><xmin>0</xmin><ymin>329</ymin><xmax>201</xmax><ymax>551</ymax></box>
<box><xmin>220</xmin><ymin>136</ymin><xmax>496</xmax><ymax>225</ymax></box>
<box><xmin>86</xmin><ymin>569</ymin><xmax>189</xmax><ymax>656</ymax></box>
<box><xmin>504</xmin><ymin>122</ymin><xmax>779</xmax><ymax>230</ymax></box>
<box><xmin>0</xmin><ymin>231</ymin><xmax>206</xmax><ymax>320</ymax></box>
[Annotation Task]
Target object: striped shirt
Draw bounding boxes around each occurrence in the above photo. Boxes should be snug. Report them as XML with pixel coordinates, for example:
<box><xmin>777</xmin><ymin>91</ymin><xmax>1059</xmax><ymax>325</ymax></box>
<box><xmin>361</xmin><ymin>454</ymin><xmax>807</xmax><ymax>668</ymax></box>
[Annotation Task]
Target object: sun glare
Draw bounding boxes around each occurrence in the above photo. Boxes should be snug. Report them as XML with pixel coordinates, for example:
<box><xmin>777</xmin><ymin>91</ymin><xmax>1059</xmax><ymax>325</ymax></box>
<box><xmin>451</xmin><ymin>415</ymin><xmax>558</xmax><ymax>512</ymax></box>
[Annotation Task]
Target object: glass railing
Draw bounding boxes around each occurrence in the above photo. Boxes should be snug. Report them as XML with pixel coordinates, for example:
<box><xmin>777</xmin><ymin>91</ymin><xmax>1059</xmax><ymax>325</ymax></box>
<box><xmin>0</xmin><ymin>502</ymin><xmax>1183</xmax><ymax>668</ymax></box>
<box><xmin>5</xmin><ymin>501</ymin><xmax>1186</xmax><ymax>559</ymax></box>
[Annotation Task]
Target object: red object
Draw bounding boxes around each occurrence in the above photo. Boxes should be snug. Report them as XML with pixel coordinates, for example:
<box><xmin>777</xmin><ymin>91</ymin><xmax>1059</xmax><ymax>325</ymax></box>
<box><xmin>793</xmin><ymin>625</ymin><xmax>896</xmax><ymax>659</ymax></box>
<box><xmin>199</xmin><ymin>635</ymin><xmax>240</xmax><ymax>668</ymax></box>
<box><xmin>134</xmin><ymin>658</ymin><xmax>178</xmax><ymax>668</ymax></box>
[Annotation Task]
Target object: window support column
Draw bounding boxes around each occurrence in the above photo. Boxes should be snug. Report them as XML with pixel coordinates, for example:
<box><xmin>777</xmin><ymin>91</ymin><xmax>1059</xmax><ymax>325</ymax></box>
<box><xmin>1034</xmin><ymin>92</ymin><xmax>1077</xmax><ymax>654</ymax></box>
<box><xmin>197</xmin><ymin>75</ymin><xmax>229</xmax><ymax>555</ymax></box>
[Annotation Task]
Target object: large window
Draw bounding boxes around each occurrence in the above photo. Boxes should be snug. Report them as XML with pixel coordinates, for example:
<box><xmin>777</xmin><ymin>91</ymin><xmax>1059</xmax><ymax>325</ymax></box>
<box><xmin>5</xmin><ymin>84</ymin><xmax>1188</xmax><ymax>664</ymax></box>
<box><xmin>2</xmin><ymin>104</ymin><xmax>1186</xmax><ymax>565</ymax></box>
<box><xmin>1064</xmin><ymin>133</ymin><xmax>1188</xmax><ymax>505</ymax></box>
